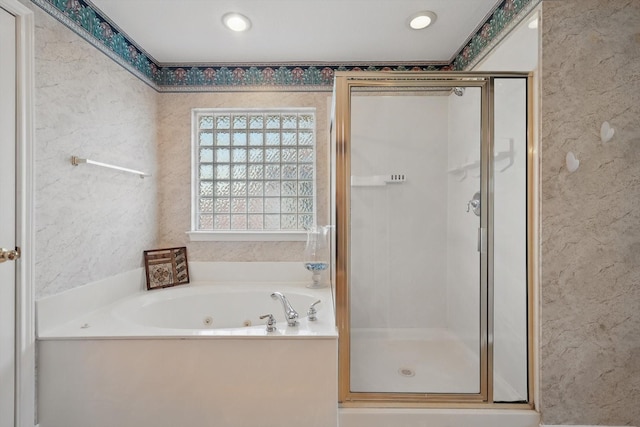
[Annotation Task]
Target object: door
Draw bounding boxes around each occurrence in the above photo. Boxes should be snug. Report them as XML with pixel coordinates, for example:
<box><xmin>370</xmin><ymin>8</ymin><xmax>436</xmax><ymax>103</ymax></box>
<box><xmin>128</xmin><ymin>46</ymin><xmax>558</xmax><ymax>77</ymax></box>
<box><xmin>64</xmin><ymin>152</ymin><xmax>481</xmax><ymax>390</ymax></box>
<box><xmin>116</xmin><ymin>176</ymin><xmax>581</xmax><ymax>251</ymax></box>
<box><xmin>333</xmin><ymin>73</ymin><xmax>493</xmax><ymax>405</ymax></box>
<box><xmin>347</xmin><ymin>86</ymin><xmax>484</xmax><ymax>397</ymax></box>
<box><xmin>0</xmin><ymin>6</ymin><xmax>17</xmax><ymax>427</ymax></box>
<box><xmin>334</xmin><ymin>72</ymin><xmax>532</xmax><ymax>406</ymax></box>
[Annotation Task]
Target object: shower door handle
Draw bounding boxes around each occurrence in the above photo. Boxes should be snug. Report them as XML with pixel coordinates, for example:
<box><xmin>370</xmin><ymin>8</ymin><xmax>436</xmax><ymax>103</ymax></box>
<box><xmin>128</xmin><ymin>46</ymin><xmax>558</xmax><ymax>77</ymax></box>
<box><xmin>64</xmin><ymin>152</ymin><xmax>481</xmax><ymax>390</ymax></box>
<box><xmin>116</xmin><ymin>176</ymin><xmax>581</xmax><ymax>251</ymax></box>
<box><xmin>477</xmin><ymin>228</ymin><xmax>487</xmax><ymax>253</ymax></box>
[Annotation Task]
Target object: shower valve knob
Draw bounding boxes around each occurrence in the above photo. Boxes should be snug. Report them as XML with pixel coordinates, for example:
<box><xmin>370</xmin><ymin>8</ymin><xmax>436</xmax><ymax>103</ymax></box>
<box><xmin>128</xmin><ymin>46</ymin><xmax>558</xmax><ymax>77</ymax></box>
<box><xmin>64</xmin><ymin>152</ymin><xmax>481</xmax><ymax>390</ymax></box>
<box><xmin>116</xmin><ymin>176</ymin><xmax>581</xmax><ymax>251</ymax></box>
<box><xmin>467</xmin><ymin>192</ymin><xmax>481</xmax><ymax>216</ymax></box>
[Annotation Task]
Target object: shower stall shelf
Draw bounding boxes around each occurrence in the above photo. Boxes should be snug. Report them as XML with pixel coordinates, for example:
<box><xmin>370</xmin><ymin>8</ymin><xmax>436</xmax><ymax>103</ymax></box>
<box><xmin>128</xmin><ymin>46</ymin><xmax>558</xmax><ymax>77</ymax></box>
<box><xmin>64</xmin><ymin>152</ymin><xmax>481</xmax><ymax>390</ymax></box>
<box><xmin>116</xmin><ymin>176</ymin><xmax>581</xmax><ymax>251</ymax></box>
<box><xmin>331</xmin><ymin>72</ymin><xmax>533</xmax><ymax>408</ymax></box>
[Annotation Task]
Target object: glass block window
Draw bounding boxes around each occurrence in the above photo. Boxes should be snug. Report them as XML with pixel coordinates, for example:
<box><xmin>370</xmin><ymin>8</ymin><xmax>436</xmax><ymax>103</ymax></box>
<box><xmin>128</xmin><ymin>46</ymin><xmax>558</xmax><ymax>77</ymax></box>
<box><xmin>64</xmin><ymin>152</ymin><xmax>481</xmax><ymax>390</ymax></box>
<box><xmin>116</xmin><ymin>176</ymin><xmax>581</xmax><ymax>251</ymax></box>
<box><xmin>192</xmin><ymin>108</ymin><xmax>316</xmax><ymax>233</ymax></box>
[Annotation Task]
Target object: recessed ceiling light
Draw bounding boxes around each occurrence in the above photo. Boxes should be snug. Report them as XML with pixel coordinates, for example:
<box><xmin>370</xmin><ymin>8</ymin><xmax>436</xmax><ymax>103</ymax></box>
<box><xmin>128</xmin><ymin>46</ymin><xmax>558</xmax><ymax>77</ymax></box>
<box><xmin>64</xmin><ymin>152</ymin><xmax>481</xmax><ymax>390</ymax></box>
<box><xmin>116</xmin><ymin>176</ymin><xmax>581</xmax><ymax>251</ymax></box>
<box><xmin>222</xmin><ymin>12</ymin><xmax>251</xmax><ymax>32</ymax></box>
<box><xmin>408</xmin><ymin>11</ymin><xmax>437</xmax><ymax>30</ymax></box>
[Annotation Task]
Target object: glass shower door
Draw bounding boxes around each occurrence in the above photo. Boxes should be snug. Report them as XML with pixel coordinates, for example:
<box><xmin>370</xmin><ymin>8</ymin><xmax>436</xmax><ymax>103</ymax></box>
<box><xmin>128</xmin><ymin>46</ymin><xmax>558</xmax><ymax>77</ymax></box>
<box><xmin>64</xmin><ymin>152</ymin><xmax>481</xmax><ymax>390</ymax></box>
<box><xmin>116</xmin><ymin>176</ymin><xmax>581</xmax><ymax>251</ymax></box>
<box><xmin>347</xmin><ymin>86</ymin><xmax>485</xmax><ymax>396</ymax></box>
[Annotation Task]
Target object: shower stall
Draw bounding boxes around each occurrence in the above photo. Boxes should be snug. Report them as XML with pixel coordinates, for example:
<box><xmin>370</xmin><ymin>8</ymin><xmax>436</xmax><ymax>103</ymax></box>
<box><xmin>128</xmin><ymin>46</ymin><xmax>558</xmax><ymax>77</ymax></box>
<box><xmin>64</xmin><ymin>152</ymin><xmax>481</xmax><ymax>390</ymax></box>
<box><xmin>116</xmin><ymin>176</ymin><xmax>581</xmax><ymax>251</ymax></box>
<box><xmin>331</xmin><ymin>72</ymin><xmax>532</xmax><ymax>406</ymax></box>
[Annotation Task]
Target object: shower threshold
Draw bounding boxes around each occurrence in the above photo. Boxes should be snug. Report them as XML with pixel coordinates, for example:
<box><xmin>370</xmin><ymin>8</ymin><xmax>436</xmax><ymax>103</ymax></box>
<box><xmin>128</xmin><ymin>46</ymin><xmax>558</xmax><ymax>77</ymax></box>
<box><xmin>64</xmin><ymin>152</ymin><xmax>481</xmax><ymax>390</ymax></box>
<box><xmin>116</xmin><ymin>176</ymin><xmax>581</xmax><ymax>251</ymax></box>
<box><xmin>338</xmin><ymin>407</ymin><xmax>540</xmax><ymax>427</ymax></box>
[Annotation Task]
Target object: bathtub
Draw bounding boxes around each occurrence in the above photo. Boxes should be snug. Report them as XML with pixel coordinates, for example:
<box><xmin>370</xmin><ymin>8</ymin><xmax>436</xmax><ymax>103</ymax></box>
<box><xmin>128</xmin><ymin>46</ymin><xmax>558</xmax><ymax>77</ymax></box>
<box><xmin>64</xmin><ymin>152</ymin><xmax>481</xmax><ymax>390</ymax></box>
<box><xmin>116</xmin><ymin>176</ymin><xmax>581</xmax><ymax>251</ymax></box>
<box><xmin>37</xmin><ymin>265</ymin><xmax>338</xmax><ymax>427</ymax></box>
<box><xmin>40</xmin><ymin>282</ymin><xmax>335</xmax><ymax>338</ymax></box>
<box><xmin>112</xmin><ymin>283</ymin><xmax>331</xmax><ymax>334</ymax></box>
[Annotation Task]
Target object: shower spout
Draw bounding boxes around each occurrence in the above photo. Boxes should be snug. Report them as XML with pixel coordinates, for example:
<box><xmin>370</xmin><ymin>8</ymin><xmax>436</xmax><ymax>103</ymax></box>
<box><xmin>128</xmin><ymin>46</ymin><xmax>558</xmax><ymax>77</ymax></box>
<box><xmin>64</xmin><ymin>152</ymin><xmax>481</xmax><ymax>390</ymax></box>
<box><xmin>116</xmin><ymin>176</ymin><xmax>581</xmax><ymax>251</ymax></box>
<box><xmin>271</xmin><ymin>292</ymin><xmax>299</xmax><ymax>326</ymax></box>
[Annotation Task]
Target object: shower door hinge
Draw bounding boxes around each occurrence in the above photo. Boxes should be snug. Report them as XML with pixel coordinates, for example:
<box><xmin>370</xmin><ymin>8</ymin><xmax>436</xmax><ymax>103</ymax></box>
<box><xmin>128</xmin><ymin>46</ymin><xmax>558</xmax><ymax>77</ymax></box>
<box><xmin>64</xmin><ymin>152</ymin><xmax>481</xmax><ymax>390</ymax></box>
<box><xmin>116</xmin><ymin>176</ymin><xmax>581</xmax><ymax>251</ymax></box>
<box><xmin>477</xmin><ymin>228</ymin><xmax>487</xmax><ymax>253</ymax></box>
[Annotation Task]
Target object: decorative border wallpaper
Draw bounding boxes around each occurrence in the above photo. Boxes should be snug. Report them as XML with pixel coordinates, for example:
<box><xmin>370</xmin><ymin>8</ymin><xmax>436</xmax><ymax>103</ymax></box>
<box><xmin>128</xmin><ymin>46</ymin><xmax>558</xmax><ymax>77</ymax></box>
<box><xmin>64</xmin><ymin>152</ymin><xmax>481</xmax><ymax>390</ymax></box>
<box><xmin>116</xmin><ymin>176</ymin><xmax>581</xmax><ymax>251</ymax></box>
<box><xmin>155</xmin><ymin>63</ymin><xmax>447</xmax><ymax>92</ymax></box>
<box><xmin>31</xmin><ymin>0</ymin><xmax>539</xmax><ymax>92</ymax></box>
<box><xmin>31</xmin><ymin>0</ymin><xmax>161</xmax><ymax>86</ymax></box>
<box><xmin>452</xmin><ymin>0</ymin><xmax>538</xmax><ymax>70</ymax></box>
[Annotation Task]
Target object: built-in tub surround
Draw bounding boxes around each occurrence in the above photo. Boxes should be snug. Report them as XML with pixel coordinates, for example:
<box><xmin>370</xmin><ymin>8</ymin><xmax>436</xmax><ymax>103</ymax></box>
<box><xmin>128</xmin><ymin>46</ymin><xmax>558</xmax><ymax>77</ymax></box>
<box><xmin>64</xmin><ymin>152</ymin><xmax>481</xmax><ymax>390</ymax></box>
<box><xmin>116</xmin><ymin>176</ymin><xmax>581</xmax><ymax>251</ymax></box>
<box><xmin>156</xmin><ymin>92</ymin><xmax>331</xmax><ymax>262</ymax></box>
<box><xmin>37</xmin><ymin>262</ymin><xmax>337</xmax><ymax>427</ymax></box>
<box><xmin>33</xmin><ymin>5</ymin><xmax>158</xmax><ymax>299</ymax></box>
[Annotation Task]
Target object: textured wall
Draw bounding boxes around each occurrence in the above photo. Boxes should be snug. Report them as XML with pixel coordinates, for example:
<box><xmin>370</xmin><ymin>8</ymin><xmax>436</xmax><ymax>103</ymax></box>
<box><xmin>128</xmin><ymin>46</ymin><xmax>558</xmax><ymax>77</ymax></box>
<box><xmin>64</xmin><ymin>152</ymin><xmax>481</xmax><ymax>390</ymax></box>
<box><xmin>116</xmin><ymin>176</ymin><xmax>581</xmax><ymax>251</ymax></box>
<box><xmin>540</xmin><ymin>1</ymin><xmax>640</xmax><ymax>425</ymax></box>
<box><xmin>34</xmin><ymin>7</ymin><xmax>158</xmax><ymax>299</ymax></box>
<box><xmin>156</xmin><ymin>92</ymin><xmax>330</xmax><ymax>262</ymax></box>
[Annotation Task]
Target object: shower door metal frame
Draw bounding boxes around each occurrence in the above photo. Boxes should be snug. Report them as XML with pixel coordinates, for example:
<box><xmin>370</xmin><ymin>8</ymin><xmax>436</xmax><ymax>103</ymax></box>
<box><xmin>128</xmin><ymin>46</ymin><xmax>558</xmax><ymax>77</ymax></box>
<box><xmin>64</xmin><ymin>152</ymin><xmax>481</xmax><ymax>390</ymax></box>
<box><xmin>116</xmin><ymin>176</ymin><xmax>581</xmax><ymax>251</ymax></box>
<box><xmin>333</xmin><ymin>71</ymin><xmax>534</xmax><ymax>408</ymax></box>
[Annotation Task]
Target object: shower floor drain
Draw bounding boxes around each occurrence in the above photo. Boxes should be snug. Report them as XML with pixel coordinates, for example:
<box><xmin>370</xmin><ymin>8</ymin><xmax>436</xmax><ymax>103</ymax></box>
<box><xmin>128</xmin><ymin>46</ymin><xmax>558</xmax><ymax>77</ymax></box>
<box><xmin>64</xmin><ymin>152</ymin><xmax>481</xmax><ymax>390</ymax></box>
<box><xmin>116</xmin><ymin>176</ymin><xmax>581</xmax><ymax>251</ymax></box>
<box><xmin>398</xmin><ymin>367</ymin><xmax>415</xmax><ymax>377</ymax></box>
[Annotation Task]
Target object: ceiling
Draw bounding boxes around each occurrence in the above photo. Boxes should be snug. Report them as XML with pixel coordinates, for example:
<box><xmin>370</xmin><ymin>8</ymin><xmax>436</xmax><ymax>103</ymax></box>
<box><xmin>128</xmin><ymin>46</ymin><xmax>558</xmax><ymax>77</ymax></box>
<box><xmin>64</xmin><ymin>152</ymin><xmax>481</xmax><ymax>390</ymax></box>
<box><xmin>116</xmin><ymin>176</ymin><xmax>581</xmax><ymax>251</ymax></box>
<box><xmin>90</xmin><ymin>0</ymin><xmax>502</xmax><ymax>65</ymax></box>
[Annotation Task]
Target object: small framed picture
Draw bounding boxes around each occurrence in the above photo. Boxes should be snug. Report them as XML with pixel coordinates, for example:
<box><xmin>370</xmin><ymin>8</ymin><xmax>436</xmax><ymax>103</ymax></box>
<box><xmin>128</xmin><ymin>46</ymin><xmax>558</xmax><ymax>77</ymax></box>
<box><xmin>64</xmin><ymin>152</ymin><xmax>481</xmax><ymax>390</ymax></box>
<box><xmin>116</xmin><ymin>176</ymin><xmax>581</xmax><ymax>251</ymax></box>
<box><xmin>143</xmin><ymin>247</ymin><xmax>190</xmax><ymax>290</ymax></box>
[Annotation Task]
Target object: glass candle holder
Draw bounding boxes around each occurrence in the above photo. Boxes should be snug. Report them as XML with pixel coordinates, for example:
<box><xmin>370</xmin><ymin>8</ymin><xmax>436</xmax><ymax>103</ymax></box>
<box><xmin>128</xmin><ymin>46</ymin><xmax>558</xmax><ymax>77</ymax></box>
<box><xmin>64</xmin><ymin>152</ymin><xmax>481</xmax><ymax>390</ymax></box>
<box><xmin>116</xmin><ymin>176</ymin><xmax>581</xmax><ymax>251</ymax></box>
<box><xmin>303</xmin><ymin>225</ymin><xmax>329</xmax><ymax>288</ymax></box>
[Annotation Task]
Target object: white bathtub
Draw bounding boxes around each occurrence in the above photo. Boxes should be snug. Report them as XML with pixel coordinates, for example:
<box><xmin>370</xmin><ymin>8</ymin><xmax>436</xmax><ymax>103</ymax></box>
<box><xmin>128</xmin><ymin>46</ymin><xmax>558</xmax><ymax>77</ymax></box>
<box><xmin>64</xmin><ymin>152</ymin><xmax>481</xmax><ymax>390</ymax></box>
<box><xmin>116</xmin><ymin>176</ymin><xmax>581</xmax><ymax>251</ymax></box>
<box><xmin>112</xmin><ymin>283</ymin><xmax>326</xmax><ymax>332</ymax></box>
<box><xmin>37</xmin><ymin>265</ymin><xmax>338</xmax><ymax>427</ymax></box>
<box><xmin>39</xmin><ymin>281</ymin><xmax>336</xmax><ymax>339</ymax></box>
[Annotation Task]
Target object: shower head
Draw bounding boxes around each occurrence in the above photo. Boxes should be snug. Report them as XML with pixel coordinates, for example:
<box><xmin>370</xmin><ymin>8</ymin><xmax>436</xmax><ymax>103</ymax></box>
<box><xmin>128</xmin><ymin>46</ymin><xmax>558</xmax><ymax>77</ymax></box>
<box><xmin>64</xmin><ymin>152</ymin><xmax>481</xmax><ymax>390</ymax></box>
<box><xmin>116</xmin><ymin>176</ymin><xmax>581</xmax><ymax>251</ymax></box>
<box><xmin>453</xmin><ymin>87</ymin><xmax>465</xmax><ymax>97</ymax></box>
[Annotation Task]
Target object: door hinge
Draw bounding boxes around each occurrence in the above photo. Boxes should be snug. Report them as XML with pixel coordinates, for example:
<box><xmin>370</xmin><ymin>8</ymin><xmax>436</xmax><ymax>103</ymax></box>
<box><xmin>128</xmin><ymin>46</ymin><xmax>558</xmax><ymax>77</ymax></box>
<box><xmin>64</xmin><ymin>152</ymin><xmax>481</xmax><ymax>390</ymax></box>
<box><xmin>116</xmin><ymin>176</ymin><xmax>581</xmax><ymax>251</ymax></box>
<box><xmin>477</xmin><ymin>228</ymin><xmax>487</xmax><ymax>253</ymax></box>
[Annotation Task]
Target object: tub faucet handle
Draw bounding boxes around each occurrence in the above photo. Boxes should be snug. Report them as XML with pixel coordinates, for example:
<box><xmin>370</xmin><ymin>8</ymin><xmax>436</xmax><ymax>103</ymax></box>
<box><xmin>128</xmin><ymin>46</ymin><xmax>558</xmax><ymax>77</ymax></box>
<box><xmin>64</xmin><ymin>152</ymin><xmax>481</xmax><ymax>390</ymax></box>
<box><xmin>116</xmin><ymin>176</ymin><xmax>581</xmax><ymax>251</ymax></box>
<box><xmin>307</xmin><ymin>300</ymin><xmax>321</xmax><ymax>321</ymax></box>
<box><xmin>259</xmin><ymin>314</ymin><xmax>277</xmax><ymax>332</ymax></box>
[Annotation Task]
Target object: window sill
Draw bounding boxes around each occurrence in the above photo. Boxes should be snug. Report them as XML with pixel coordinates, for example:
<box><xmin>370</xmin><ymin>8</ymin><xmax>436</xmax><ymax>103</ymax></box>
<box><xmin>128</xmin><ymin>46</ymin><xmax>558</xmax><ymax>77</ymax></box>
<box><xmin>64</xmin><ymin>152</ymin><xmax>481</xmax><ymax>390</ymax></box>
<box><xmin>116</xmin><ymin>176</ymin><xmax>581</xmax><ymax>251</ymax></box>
<box><xmin>186</xmin><ymin>231</ymin><xmax>307</xmax><ymax>242</ymax></box>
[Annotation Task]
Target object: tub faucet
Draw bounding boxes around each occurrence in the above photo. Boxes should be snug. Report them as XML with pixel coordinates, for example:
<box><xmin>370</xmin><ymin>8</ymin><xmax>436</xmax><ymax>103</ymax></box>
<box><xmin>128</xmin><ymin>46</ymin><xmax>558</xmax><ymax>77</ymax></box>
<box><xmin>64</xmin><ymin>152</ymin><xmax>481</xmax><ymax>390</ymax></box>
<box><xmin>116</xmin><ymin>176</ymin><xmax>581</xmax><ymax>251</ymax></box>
<box><xmin>307</xmin><ymin>300</ymin><xmax>321</xmax><ymax>321</ymax></box>
<box><xmin>259</xmin><ymin>314</ymin><xmax>277</xmax><ymax>332</ymax></box>
<box><xmin>270</xmin><ymin>292</ymin><xmax>299</xmax><ymax>326</ymax></box>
